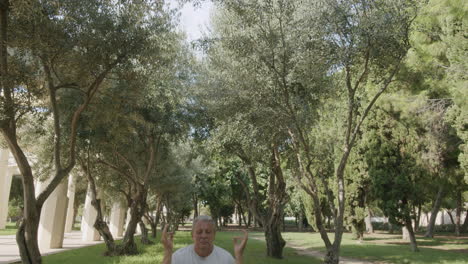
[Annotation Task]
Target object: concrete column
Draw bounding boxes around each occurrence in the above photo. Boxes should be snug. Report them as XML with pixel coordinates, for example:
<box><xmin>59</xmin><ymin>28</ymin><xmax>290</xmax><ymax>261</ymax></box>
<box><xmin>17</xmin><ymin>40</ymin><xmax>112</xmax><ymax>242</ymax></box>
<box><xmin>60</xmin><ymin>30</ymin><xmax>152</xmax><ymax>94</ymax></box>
<box><xmin>402</xmin><ymin>226</ymin><xmax>410</xmax><ymax>241</ymax></box>
<box><xmin>36</xmin><ymin>179</ymin><xmax>69</xmax><ymax>250</ymax></box>
<box><xmin>81</xmin><ymin>185</ymin><xmax>100</xmax><ymax>241</ymax></box>
<box><xmin>435</xmin><ymin>211</ymin><xmax>443</xmax><ymax>225</ymax></box>
<box><xmin>0</xmin><ymin>149</ymin><xmax>12</xmax><ymax>229</ymax></box>
<box><xmin>64</xmin><ymin>174</ymin><xmax>76</xmax><ymax>233</ymax></box>
<box><xmin>109</xmin><ymin>201</ymin><xmax>126</xmax><ymax>237</ymax></box>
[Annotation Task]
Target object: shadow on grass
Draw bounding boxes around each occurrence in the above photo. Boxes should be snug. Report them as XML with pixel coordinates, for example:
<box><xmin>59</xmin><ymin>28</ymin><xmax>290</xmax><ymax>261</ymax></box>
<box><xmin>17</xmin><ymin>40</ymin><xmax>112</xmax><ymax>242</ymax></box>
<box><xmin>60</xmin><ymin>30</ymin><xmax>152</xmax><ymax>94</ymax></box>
<box><xmin>336</xmin><ymin>243</ymin><xmax>468</xmax><ymax>264</ymax></box>
<box><xmin>216</xmin><ymin>231</ymin><xmax>322</xmax><ymax>264</ymax></box>
<box><xmin>362</xmin><ymin>236</ymin><xmax>399</xmax><ymax>241</ymax></box>
<box><xmin>43</xmin><ymin>234</ymin><xmax>192</xmax><ymax>264</ymax></box>
<box><xmin>43</xmin><ymin>231</ymin><xmax>322</xmax><ymax>264</ymax></box>
<box><xmin>383</xmin><ymin>237</ymin><xmax>468</xmax><ymax>248</ymax></box>
<box><xmin>417</xmin><ymin>236</ymin><xmax>468</xmax><ymax>244</ymax></box>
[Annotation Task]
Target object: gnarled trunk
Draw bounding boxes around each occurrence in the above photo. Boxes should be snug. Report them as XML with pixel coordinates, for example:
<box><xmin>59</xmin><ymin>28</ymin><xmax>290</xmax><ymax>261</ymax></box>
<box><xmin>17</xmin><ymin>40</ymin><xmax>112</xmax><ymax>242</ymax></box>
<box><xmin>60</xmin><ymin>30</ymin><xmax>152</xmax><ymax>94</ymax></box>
<box><xmin>95</xmin><ymin>218</ymin><xmax>116</xmax><ymax>254</ymax></box>
<box><xmin>0</xmin><ymin>3</ymin><xmax>42</xmax><ymax>263</ymax></box>
<box><xmin>81</xmin><ymin>160</ymin><xmax>118</xmax><ymax>255</ymax></box>
<box><xmin>324</xmin><ymin>245</ymin><xmax>340</xmax><ymax>264</ymax></box>
<box><xmin>351</xmin><ymin>219</ymin><xmax>365</xmax><ymax>242</ymax></box>
<box><xmin>5</xmin><ymin>135</ymin><xmax>46</xmax><ymax>264</ymax></box>
<box><xmin>265</xmin><ymin>218</ymin><xmax>286</xmax><ymax>259</ymax></box>
<box><xmin>89</xmin><ymin>192</ymin><xmax>116</xmax><ymax>255</ymax></box>
<box><xmin>404</xmin><ymin>217</ymin><xmax>419</xmax><ymax>252</ymax></box>
<box><xmin>425</xmin><ymin>185</ymin><xmax>445</xmax><ymax>238</ymax></box>
<box><xmin>16</xmin><ymin>217</ymin><xmax>41</xmax><ymax>264</ymax></box>
<box><xmin>119</xmin><ymin>200</ymin><xmax>141</xmax><ymax>255</ymax></box>
<box><xmin>139</xmin><ymin>220</ymin><xmax>153</xmax><ymax>244</ymax></box>
<box><xmin>263</xmin><ymin>145</ymin><xmax>288</xmax><ymax>258</ymax></box>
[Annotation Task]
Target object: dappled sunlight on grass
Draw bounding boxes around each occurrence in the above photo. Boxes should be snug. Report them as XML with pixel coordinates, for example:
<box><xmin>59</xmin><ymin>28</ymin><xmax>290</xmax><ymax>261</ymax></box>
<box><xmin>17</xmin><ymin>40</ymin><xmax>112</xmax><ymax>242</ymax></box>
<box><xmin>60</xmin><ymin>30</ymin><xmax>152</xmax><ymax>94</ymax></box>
<box><xmin>43</xmin><ymin>230</ymin><xmax>321</xmax><ymax>264</ymax></box>
<box><xmin>281</xmin><ymin>232</ymin><xmax>468</xmax><ymax>264</ymax></box>
<box><xmin>40</xmin><ymin>230</ymin><xmax>468</xmax><ymax>263</ymax></box>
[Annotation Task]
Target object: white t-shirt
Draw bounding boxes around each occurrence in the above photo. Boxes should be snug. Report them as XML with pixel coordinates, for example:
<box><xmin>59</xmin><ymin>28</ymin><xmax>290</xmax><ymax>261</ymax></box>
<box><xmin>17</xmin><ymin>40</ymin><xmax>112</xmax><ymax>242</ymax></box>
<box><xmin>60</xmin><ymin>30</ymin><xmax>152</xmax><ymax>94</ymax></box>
<box><xmin>172</xmin><ymin>244</ymin><xmax>235</xmax><ymax>264</ymax></box>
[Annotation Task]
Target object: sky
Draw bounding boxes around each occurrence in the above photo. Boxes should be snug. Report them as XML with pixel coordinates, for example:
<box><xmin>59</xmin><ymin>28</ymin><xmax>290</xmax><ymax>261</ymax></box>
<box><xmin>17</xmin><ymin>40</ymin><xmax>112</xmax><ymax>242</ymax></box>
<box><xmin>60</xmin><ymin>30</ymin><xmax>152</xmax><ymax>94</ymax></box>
<box><xmin>169</xmin><ymin>0</ymin><xmax>214</xmax><ymax>42</ymax></box>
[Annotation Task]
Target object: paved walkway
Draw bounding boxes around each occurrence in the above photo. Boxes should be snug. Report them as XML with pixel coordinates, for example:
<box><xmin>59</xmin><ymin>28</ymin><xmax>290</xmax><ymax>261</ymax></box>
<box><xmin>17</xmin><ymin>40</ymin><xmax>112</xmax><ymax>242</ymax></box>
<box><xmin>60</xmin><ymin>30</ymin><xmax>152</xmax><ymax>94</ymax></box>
<box><xmin>0</xmin><ymin>231</ymin><xmax>105</xmax><ymax>264</ymax></box>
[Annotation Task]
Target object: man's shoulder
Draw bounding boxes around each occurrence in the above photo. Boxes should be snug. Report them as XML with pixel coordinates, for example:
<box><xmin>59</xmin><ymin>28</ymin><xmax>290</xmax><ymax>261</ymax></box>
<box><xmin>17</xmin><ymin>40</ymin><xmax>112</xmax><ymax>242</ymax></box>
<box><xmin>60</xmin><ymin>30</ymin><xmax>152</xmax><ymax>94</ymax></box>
<box><xmin>213</xmin><ymin>246</ymin><xmax>235</xmax><ymax>260</ymax></box>
<box><xmin>173</xmin><ymin>244</ymin><xmax>194</xmax><ymax>257</ymax></box>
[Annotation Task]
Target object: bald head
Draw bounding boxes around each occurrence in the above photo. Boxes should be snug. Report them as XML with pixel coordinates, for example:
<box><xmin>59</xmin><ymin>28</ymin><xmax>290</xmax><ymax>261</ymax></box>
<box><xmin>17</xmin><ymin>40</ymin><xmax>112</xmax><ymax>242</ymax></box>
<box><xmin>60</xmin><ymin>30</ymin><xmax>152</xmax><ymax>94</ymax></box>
<box><xmin>192</xmin><ymin>215</ymin><xmax>216</xmax><ymax>233</ymax></box>
<box><xmin>192</xmin><ymin>215</ymin><xmax>216</xmax><ymax>257</ymax></box>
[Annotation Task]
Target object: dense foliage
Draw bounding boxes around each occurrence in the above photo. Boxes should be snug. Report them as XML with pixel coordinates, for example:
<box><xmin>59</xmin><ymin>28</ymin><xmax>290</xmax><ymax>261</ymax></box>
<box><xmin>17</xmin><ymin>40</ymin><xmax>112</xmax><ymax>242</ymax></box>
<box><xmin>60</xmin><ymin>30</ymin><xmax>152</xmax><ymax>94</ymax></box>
<box><xmin>0</xmin><ymin>0</ymin><xmax>466</xmax><ymax>263</ymax></box>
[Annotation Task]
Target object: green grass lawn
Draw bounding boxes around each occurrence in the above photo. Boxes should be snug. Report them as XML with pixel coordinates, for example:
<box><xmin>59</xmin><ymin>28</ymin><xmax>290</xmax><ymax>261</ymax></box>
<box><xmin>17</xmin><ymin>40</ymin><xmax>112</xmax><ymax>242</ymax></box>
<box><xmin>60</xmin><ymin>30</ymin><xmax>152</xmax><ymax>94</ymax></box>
<box><xmin>31</xmin><ymin>230</ymin><xmax>468</xmax><ymax>264</ymax></box>
<box><xmin>276</xmin><ymin>232</ymin><xmax>468</xmax><ymax>264</ymax></box>
<box><xmin>0</xmin><ymin>222</ymin><xmax>17</xmax><ymax>236</ymax></box>
<box><xmin>43</xmin><ymin>230</ymin><xmax>321</xmax><ymax>264</ymax></box>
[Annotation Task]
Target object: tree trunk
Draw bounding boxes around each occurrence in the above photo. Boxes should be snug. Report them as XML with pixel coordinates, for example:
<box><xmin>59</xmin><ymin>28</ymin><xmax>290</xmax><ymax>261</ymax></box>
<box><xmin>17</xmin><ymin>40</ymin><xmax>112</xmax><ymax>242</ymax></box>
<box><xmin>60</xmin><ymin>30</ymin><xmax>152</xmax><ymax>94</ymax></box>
<box><xmin>16</xmin><ymin>217</ymin><xmax>41</xmax><ymax>264</ymax></box>
<box><xmin>149</xmin><ymin>221</ymin><xmax>157</xmax><ymax>238</ymax></box>
<box><xmin>237</xmin><ymin>204</ymin><xmax>243</xmax><ymax>227</ymax></box>
<box><xmin>1</xmin><ymin>3</ymin><xmax>42</xmax><ymax>263</ymax></box>
<box><xmin>92</xmin><ymin>199</ymin><xmax>117</xmax><ymax>254</ymax></box>
<box><xmin>81</xmin><ymin>160</ymin><xmax>118</xmax><ymax>255</ymax></box>
<box><xmin>240</xmin><ymin>206</ymin><xmax>248</xmax><ymax>227</ymax></box>
<box><xmin>152</xmin><ymin>201</ymin><xmax>162</xmax><ymax>238</ymax></box>
<box><xmin>324</xmin><ymin>244</ymin><xmax>340</xmax><ymax>264</ymax></box>
<box><xmin>263</xmin><ymin>145</ymin><xmax>288</xmax><ymax>259</ymax></box>
<box><xmin>461</xmin><ymin>208</ymin><xmax>468</xmax><ymax>233</ymax></box>
<box><xmin>265</xmin><ymin>218</ymin><xmax>286</xmax><ymax>259</ymax></box>
<box><xmin>351</xmin><ymin>220</ymin><xmax>365</xmax><ymax>242</ymax></box>
<box><xmin>414</xmin><ymin>204</ymin><xmax>421</xmax><ymax>232</ymax></box>
<box><xmin>447</xmin><ymin>211</ymin><xmax>455</xmax><ymax>225</ymax></box>
<box><xmin>389</xmin><ymin>222</ymin><xmax>394</xmax><ymax>234</ymax></box>
<box><xmin>7</xmin><ymin>140</ymin><xmax>44</xmax><ymax>264</ymax></box>
<box><xmin>192</xmin><ymin>195</ymin><xmax>198</xmax><ymax>219</ymax></box>
<box><xmin>237</xmin><ymin>206</ymin><xmax>241</xmax><ymax>227</ymax></box>
<box><xmin>404</xmin><ymin>217</ymin><xmax>419</xmax><ymax>252</ymax></box>
<box><xmin>455</xmin><ymin>190</ymin><xmax>462</xmax><ymax>236</ymax></box>
<box><xmin>139</xmin><ymin>220</ymin><xmax>153</xmax><ymax>245</ymax></box>
<box><xmin>119</xmin><ymin>199</ymin><xmax>143</xmax><ymax>255</ymax></box>
<box><xmin>425</xmin><ymin>185</ymin><xmax>445</xmax><ymax>238</ymax></box>
<box><xmin>298</xmin><ymin>209</ymin><xmax>304</xmax><ymax>232</ymax></box>
<box><xmin>365</xmin><ymin>207</ymin><xmax>373</xmax><ymax>233</ymax></box>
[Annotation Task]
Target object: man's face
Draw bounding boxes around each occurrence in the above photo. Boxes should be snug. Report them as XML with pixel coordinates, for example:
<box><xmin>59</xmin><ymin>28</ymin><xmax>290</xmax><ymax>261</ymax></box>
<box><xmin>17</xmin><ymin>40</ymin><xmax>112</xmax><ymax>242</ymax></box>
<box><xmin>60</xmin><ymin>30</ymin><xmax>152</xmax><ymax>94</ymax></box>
<box><xmin>192</xmin><ymin>221</ymin><xmax>216</xmax><ymax>250</ymax></box>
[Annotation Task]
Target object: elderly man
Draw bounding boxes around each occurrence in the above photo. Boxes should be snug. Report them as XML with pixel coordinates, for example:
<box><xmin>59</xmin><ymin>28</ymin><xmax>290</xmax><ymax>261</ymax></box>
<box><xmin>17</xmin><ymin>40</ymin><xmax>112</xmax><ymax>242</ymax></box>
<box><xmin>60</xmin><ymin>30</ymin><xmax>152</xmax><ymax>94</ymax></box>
<box><xmin>161</xmin><ymin>215</ymin><xmax>248</xmax><ymax>264</ymax></box>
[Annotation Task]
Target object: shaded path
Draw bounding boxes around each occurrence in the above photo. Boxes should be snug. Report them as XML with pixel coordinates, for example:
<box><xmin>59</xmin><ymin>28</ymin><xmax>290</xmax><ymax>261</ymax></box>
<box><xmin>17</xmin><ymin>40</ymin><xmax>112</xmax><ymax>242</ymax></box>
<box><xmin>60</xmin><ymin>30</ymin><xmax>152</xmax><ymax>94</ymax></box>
<box><xmin>0</xmin><ymin>231</ymin><xmax>106</xmax><ymax>264</ymax></box>
<box><xmin>285</xmin><ymin>240</ymin><xmax>380</xmax><ymax>264</ymax></box>
<box><xmin>251</xmin><ymin>236</ymin><xmax>379</xmax><ymax>264</ymax></box>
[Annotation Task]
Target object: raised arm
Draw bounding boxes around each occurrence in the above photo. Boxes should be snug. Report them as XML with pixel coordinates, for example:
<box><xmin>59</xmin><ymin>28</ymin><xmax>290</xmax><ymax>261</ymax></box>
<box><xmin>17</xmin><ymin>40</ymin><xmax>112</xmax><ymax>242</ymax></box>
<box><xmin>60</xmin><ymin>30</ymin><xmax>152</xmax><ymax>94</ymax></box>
<box><xmin>161</xmin><ymin>225</ymin><xmax>174</xmax><ymax>264</ymax></box>
<box><xmin>233</xmin><ymin>230</ymin><xmax>248</xmax><ymax>264</ymax></box>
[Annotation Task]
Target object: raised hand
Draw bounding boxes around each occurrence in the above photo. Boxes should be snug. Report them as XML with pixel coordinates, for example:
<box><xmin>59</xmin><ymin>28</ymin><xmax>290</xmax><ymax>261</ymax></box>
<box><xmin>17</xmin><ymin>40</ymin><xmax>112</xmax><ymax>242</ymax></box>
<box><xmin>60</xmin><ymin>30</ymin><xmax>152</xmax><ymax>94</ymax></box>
<box><xmin>233</xmin><ymin>229</ymin><xmax>248</xmax><ymax>263</ymax></box>
<box><xmin>161</xmin><ymin>225</ymin><xmax>174</xmax><ymax>254</ymax></box>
